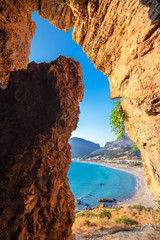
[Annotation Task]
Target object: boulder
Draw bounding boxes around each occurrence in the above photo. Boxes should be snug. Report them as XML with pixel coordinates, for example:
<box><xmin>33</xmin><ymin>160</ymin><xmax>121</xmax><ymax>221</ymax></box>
<box><xmin>76</xmin><ymin>200</ymin><xmax>81</xmax><ymax>205</ymax></box>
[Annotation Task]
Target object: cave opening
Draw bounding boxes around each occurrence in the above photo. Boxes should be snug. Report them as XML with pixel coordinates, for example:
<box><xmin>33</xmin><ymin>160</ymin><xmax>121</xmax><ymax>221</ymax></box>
<box><xmin>29</xmin><ymin>10</ymin><xmax>143</xmax><ymax>216</ymax></box>
<box><xmin>1</xmin><ymin>1</ymin><xmax>160</xmax><ymax>239</ymax></box>
<box><xmin>30</xmin><ymin>11</ymin><xmax>117</xmax><ymax>147</ymax></box>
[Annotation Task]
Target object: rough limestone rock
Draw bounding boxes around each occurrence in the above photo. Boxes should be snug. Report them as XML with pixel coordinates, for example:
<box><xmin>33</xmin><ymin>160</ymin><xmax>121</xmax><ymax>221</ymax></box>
<box><xmin>69</xmin><ymin>0</ymin><xmax>160</xmax><ymax>197</ymax></box>
<box><xmin>0</xmin><ymin>0</ymin><xmax>38</xmax><ymax>87</ymax></box>
<box><xmin>0</xmin><ymin>56</ymin><xmax>84</xmax><ymax>239</ymax></box>
<box><xmin>52</xmin><ymin>0</ymin><xmax>160</xmax><ymax>198</ymax></box>
<box><xmin>0</xmin><ymin>0</ymin><xmax>76</xmax><ymax>87</ymax></box>
<box><xmin>0</xmin><ymin>0</ymin><xmax>160</xmax><ymax>238</ymax></box>
<box><xmin>70</xmin><ymin>0</ymin><xmax>160</xmax><ymax>198</ymax></box>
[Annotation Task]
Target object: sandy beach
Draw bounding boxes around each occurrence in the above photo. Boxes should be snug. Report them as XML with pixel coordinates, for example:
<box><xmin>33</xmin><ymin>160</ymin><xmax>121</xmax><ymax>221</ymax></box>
<box><xmin>74</xmin><ymin>160</ymin><xmax>159</xmax><ymax>208</ymax></box>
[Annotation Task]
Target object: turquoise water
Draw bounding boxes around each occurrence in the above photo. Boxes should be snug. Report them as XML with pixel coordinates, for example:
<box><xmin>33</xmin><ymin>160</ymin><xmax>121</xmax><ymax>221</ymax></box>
<box><xmin>68</xmin><ymin>161</ymin><xmax>138</xmax><ymax>211</ymax></box>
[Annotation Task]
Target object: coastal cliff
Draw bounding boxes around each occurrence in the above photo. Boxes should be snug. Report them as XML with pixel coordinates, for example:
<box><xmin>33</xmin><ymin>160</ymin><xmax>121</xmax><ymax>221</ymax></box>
<box><xmin>0</xmin><ymin>0</ymin><xmax>160</xmax><ymax>239</ymax></box>
<box><xmin>0</xmin><ymin>56</ymin><xmax>84</xmax><ymax>239</ymax></box>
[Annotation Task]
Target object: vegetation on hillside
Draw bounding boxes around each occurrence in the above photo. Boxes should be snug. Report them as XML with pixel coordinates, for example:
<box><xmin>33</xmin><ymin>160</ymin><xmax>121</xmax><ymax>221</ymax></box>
<box><xmin>82</xmin><ymin>145</ymin><xmax>141</xmax><ymax>161</ymax></box>
<box><xmin>73</xmin><ymin>204</ymin><xmax>160</xmax><ymax>238</ymax></box>
<box><xmin>99</xmin><ymin>209</ymin><xmax>112</xmax><ymax>219</ymax></box>
<box><xmin>115</xmin><ymin>215</ymin><xmax>138</xmax><ymax>225</ymax></box>
<box><xmin>132</xmin><ymin>144</ymin><xmax>138</xmax><ymax>152</ymax></box>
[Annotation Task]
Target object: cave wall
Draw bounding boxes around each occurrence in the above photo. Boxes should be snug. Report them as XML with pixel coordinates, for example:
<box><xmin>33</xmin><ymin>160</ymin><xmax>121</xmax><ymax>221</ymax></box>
<box><xmin>68</xmin><ymin>0</ymin><xmax>160</xmax><ymax>197</ymax></box>
<box><xmin>0</xmin><ymin>56</ymin><xmax>84</xmax><ymax>239</ymax></box>
<box><xmin>0</xmin><ymin>0</ymin><xmax>38</xmax><ymax>87</ymax></box>
<box><xmin>40</xmin><ymin>0</ymin><xmax>160</xmax><ymax>197</ymax></box>
<box><xmin>0</xmin><ymin>0</ymin><xmax>160</xmax><ymax>239</ymax></box>
<box><xmin>1</xmin><ymin>0</ymin><xmax>159</xmax><ymax>197</ymax></box>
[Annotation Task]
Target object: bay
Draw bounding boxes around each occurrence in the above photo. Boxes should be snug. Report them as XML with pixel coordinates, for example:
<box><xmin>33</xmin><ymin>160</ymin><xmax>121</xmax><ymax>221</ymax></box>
<box><xmin>68</xmin><ymin>161</ymin><xmax>138</xmax><ymax>211</ymax></box>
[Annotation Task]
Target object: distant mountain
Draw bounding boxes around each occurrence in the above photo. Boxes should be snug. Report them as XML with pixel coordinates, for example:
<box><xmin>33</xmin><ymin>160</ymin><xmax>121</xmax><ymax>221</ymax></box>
<box><xmin>69</xmin><ymin>137</ymin><xmax>100</xmax><ymax>158</ymax></box>
<box><xmin>104</xmin><ymin>133</ymin><xmax>134</xmax><ymax>148</ymax></box>
<box><xmin>80</xmin><ymin>133</ymin><xmax>141</xmax><ymax>161</ymax></box>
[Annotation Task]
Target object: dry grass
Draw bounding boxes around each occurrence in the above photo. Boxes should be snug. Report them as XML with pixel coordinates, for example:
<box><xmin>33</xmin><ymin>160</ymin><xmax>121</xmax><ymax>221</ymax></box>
<box><xmin>72</xmin><ymin>206</ymin><xmax>160</xmax><ymax>236</ymax></box>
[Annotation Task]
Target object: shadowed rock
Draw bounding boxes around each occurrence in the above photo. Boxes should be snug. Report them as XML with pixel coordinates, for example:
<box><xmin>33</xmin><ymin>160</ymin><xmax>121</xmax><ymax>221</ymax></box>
<box><xmin>0</xmin><ymin>56</ymin><xmax>84</xmax><ymax>239</ymax></box>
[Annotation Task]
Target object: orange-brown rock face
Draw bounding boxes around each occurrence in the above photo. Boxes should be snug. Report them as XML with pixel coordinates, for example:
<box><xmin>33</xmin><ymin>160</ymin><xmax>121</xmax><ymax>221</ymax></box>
<box><xmin>0</xmin><ymin>56</ymin><xmax>84</xmax><ymax>239</ymax></box>
<box><xmin>0</xmin><ymin>0</ymin><xmax>75</xmax><ymax>88</ymax></box>
<box><xmin>70</xmin><ymin>0</ymin><xmax>160</xmax><ymax>198</ymax></box>
<box><xmin>0</xmin><ymin>0</ymin><xmax>160</xmax><ymax>238</ymax></box>
<box><xmin>33</xmin><ymin>0</ymin><xmax>160</xmax><ymax>198</ymax></box>
<box><xmin>0</xmin><ymin>0</ymin><xmax>39</xmax><ymax>87</ymax></box>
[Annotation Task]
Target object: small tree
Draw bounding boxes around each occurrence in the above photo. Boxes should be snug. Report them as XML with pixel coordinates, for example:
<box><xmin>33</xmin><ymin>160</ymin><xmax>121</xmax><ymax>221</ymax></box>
<box><xmin>109</xmin><ymin>100</ymin><xmax>138</xmax><ymax>151</ymax></box>
<box><xmin>131</xmin><ymin>144</ymin><xmax>138</xmax><ymax>152</ymax></box>
<box><xmin>109</xmin><ymin>100</ymin><xmax>125</xmax><ymax>141</ymax></box>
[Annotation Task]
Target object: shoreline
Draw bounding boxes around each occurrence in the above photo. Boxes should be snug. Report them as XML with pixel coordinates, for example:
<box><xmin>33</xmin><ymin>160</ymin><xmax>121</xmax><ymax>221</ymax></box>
<box><xmin>73</xmin><ymin>160</ymin><xmax>158</xmax><ymax>208</ymax></box>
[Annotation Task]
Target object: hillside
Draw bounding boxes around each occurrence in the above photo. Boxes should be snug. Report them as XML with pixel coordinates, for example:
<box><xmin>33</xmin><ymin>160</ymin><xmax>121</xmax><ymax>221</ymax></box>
<box><xmin>69</xmin><ymin>137</ymin><xmax>100</xmax><ymax>158</ymax></box>
<box><xmin>81</xmin><ymin>146</ymin><xmax>141</xmax><ymax>161</ymax></box>
<box><xmin>105</xmin><ymin>133</ymin><xmax>134</xmax><ymax>148</ymax></box>
<box><xmin>79</xmin><ymin>134</ymin><xmax>141</xmax><ymax>162</ymax></box>
<box><xmin>73</xmin><ymin>206</ymin><xmax>160</xmax><ymax>240</ymax></box>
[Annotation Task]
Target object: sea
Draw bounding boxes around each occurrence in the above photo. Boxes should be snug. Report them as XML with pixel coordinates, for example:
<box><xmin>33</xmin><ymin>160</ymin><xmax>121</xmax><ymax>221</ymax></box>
<box><xmin>68</xmin><ymin>161</ymin><xmax>139</xmax><ymax>211</ymax></box>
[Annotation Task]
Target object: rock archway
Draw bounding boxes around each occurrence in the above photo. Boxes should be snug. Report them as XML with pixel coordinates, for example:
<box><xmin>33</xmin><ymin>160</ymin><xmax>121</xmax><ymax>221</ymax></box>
<box><xmin>0</xmin><ymin>0</ymin><xmax>160</xmax><ymax>239</ymax></box>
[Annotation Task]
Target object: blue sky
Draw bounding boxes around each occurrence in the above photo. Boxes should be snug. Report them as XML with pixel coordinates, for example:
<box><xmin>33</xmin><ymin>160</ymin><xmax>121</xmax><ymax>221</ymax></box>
<box><xmin>29</xmin><ymin>12</ymin><xmax>116</xmax><ymax>146</ymax></box>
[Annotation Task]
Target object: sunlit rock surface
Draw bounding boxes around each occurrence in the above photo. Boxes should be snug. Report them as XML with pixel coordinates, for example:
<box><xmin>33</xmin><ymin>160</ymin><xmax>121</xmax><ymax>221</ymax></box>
<box><xmin>70</xmin><ymin>0</ymin><xmax>160</xmax><ymax>197</ymax></box>
<box><xmin>0</xmin><ymin>0</ymin><xmax>160</xmax><ymax>238</ymax></box>
<box><xmin>0</xmin><ymin>56</ymin><xmax>84</xmax><ymax>239</ymax></box>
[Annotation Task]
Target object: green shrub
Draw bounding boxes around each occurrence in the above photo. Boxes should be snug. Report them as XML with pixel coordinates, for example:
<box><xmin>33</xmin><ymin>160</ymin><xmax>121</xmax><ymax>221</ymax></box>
<box><xmin>158</xmin><ymin>216</ymin><xmax>160</xmax><ymax>223</ymax></box>
<box><xmin>99</xmin><ymin>209</ymin><xmax>112</xmax><ymax>219</ymax></box>
<box><xmin>76</xmin><ymin>210</ymin><xmax>98</xmax><ymax>218</ymax></box>
<box><xmin>115</xmin><ymin>217</ymin><xmax>122</xmax><ymax>224</ymax></box>
<box><xmin>146</xmin><ymin>207</ymin><xmax>153</xmax><ymax>212</ymax></box>
<box><xmin>132</xmin><ymin>212</ymin><xmax>137</xmax><ymax>217</ymax></box>
<box><xmin>76</xmin><ymin>212</ymin><xmax>85</xmax><ymax>217</ymax></box>
<box><xmin>109</xmin><ymin>100</ymin><xmax>125</xmax><ymax>141</ymax></box>
<box><xmin>131</xmin><ymin>144</ymin><xmax>138</xmax><ymax>152</ymax></box>
<box><xmin>129</xmin><ymin>162</ymin><xmax>143</xmax><ymax>167</ymax></box>
<box><xmin>128</xmin><ymin>205</ymin><xmax>145</xmax><ymax>211</ymax></box>
<box><xmin>86</xmin><ymin>211</ymin><xmax>97</xmax><ymax>217</ymax></box>
<box><xmin>115</xmin><ymin>216</ymin><xmax>138</xmax><ymax>225</ymax></box>
<box><xmin>158</xmin><ymin>200</ymin><xmax>160</xmax><ymax>208</ymax></box>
